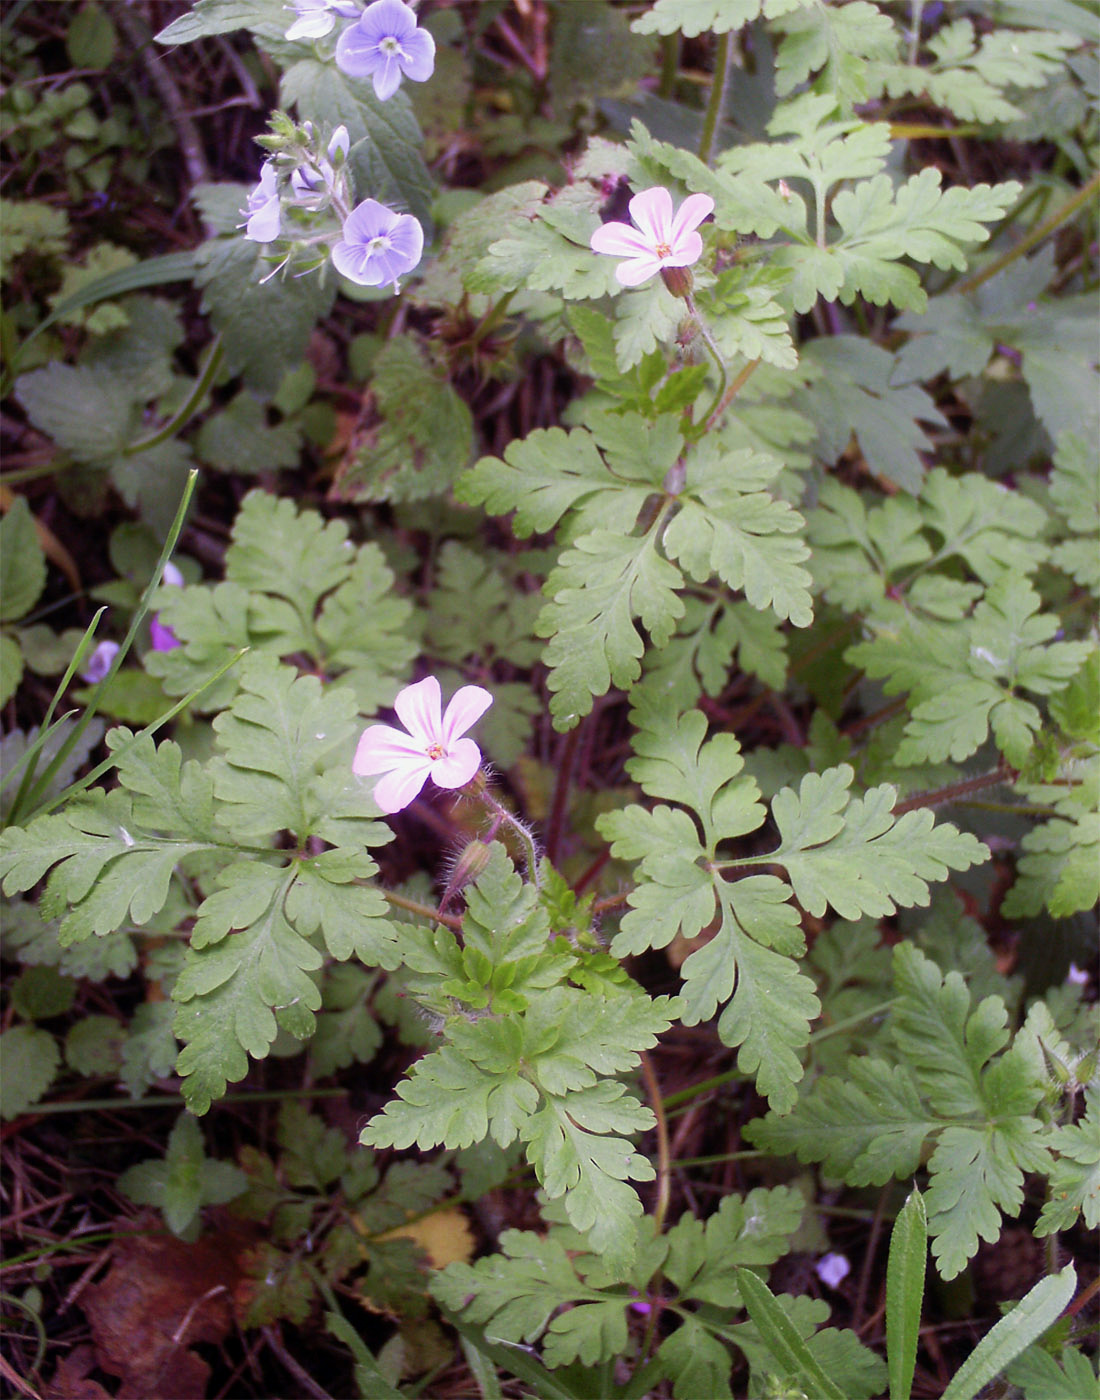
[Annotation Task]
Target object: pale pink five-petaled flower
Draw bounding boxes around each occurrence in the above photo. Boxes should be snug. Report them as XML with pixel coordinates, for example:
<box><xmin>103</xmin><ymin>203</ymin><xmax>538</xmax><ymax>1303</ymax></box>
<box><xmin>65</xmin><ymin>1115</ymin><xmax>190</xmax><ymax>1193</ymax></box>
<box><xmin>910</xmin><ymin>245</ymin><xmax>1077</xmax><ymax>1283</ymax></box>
<box><xmin>353</xmin><ymin>676</ymin><xmax>493</xmax><ymax>814</ymax></box>
<box><xmin>590</xmin><ymin>186</ymin><xmax>715</xmax><ymax>288</ymax></box>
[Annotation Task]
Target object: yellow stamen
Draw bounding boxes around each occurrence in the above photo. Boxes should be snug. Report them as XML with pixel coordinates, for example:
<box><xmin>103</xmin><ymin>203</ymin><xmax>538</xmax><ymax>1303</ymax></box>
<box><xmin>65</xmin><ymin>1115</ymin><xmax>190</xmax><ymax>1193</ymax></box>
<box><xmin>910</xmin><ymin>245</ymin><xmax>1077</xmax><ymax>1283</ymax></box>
<box><xmin>655</xmin><ymin>241</ymin><xmax>672</xmax><ymax>258</ymax></box>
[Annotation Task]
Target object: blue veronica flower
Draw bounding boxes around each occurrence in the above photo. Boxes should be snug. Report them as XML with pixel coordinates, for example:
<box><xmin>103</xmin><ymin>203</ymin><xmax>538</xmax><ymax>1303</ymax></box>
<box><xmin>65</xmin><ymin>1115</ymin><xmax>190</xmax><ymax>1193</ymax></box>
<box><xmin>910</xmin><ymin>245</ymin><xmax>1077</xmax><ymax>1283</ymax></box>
<box><xmin>335</xmin><ymin>0</ymin><xmax>435</xmax><ymax>101</ymax></box>
<box><xmin>331</xmin><ymin>198</ymin><xmax>424</xmax><ymax>289</ymax></box>
<box><xmin>242</xmin><ymin>162</ymin><xmax>281</xmax><ymax>242</ymax></box>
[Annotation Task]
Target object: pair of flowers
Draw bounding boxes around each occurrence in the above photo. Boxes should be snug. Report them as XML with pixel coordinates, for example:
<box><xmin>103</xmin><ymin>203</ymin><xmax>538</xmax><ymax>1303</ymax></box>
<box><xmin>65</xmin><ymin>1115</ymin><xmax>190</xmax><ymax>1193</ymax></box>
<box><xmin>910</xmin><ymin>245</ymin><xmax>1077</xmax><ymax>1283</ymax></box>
<box><xmin>287</xmin><ymin>0</ymin><xmax>435</xmax><ymax>102</ymax></box>
<box><xmin>243</xmin><ymin>125</ymin><xmax>423</xmax><ymax>289</ymax></box>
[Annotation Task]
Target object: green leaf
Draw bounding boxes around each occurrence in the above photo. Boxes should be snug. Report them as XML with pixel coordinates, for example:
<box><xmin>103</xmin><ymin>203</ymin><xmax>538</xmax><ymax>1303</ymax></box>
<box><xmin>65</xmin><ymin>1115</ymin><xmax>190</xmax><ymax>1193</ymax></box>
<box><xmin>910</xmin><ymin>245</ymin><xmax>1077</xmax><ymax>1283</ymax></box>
<box><xmin>597</xmin><ymin>697</ymin><xmax>818</xmax><ymax>1112</ymax></box>
<box><xmin>796</xmin><ymin>337</ymin><xmax>947</xmax><ymax>492</ymax></box>
<box><xmin>120</xmin><ymin>1002</ymin><xmax>178</xmax><ymax>1097</ymax></box>
<box><xmin>470</xmin><ymin>186</ymin><xmax>618</xmax><ymax>300</ymax></box>
<box><xmin>173</xmin><ymin>863</ymin><xmax>323</xmax><ymax>1113</ymax></box>
<box><xmin>828</xmin><ymin>170</ymin><xmax>1022</xmax><ymax>313</ymax></box>
<box><xmin>1005</xmin><ymin>1343</ymin><xmax>1100</xmax><ymax>1400</ymax></box>
<box><xmin>664</xmin><ymin>1185</ymin><xmax>806</xmax><ymax>1302</ymax></box>
<box><xmin>336</xmin><ymin>338</ymin><xmax>473</xmax><ymax>502</ymax></box>
<box><xmin>67</xmin><ymin>4</ymin><xmax>117</xmax><ymax>72</ymax></box>
<box><xmin>211</xmin><ymin>655</ymin><xmax>360</xmax><ymax>842</ymax></box>
<box><xmin>458</xmin><ymin>425</ymin><xmax>650</xmax><ymax>539</ymax></box>
<box><xmin>11</xmin><ymin>964</ymin><xmax>76</xmax><ymax>1020</ymax></box>
<box><xmin>195</xmin><ymin>391</ymin><xmax>300</xmax><ymax>475</ymax></box>
<box><xmin>65</xmin><ymin>1014</ymin><xmax>125</xmax><ymax>1077</ymax></box>
<box><xmin>1034</xmin><ymin>1086</ymin><xmax>1100</xmax><ymax>1237</ymax></box>
<box><xmin>118</xmin><ymin>1111</ymin><xmax>247</xmax><ymax>1236</ymax></box>
<box><xmin>155</xmin><ymin>0</ymin><xmax>289</xmax><ymax>45</ymax></box>
<box><xmin>0</xmin><ymin>634</ymin><xmax>22</xmax><ymax>708</ymax></box>
<box><xmin>15</xmin><ymin>363</ymin><xmax>134</xmax><ymax>463</ymax></box>
<box><xmin>886</xmin><ymin>1189</ymin><xmax>927</xmax><ymax>1400</ymax></box>
<box><xmin>773</xmin><ymin>1</ymin><xmax>897</xmax><ymax>109</ymax></box>
<box><xmin>1049</xmin><ymin>430</ymin><xmax>1100</xmax><ymax>596</ymax></box>
<box><xmin>193</xmin><ymin>218</ymin><xmax>335</xmax><ymax>394</ymax></box>
<box><xmin>735</xmin><ymin>1267</ymin><xmax>848</xmax><ymax>1400</ymax></box>
<box><xmin>1004</xmin><ymin>812</ymin><xmax>1100</xmax><ymax>921</ymax></box>
<box><xmin>767</xmin><ymin>766</ymin><xmax>989</xmax><ymax>919</ymax></box>
<box><xmin>659</xmin><ymin>1317</ymin><xmax>734</xmax><ymax>1399</ymax></box>
<box><xmin>940</xmin><ymin>1266</ymin><xmax>1077</xmax><ymax>1400</ymax></box>
<box><xmin>538</xmin><ymin>529</ymin><xmax>684</xmax><ymax>727</ymax></box>
<box><xmin>0</xmin><ymin>1024</ymin><xmax>60</xmax><ymax>1119</ymax></box>
<box><xmin>0</xmin><ymin>497</ymin><xmax>46</xmax><ymax>625</ymax></box>
<box><xmin>868</xmin><ymin>20</ymin><xmax>1082</xmax><ymax>124</ymax></box>
<box><xmin>226</xmin><ymin>489</ymin><xmax>353</xmax><ymax>609</ymax></box>
<box><xmin>0</xmin><ymin>790</ymin><xmax>216</xmax><ymax>945</ymax></box>
<box><xmin>664</xmin><ymin>439</ymin><xmax>813</xmax><ymax>625</ymax></box>
<box><xmin>747</xmin><ymin>1058</ymin><xmax>932</xmax><ymax>1184</ymax></box>
<box><xmin>631</xmin><ymin>0</ymin><xmax>784</xmax><ymax>39</ymax></box>
<box><xmin>894</xmin><ymin>946</ymin><xmax>1051</xmax><ymax>1278</ymax></box>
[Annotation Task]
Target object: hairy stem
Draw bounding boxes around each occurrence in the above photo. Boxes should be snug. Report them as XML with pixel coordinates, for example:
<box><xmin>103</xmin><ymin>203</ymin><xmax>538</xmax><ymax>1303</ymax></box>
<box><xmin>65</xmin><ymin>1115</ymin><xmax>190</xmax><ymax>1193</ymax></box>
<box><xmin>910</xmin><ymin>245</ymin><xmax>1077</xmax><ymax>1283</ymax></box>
<box><xmin>705</xmin><ymin>355</ymin><xmax>760</xmax><ymax>431</ymax></box>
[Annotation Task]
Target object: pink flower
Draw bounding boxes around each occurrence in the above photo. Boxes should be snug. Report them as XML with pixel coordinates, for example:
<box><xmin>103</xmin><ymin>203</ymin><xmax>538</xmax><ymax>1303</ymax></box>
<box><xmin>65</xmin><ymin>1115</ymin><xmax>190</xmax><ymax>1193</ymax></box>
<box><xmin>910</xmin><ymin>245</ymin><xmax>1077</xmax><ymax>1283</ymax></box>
<box><xmin>353</xmin><ymin>676</ymin><xmax>492</xmax><ymax>814</ymax></box>
<box><xmin>590</xmin><ymin>186</ymin><xmax>714</xmax><ymax>288</ymax></box>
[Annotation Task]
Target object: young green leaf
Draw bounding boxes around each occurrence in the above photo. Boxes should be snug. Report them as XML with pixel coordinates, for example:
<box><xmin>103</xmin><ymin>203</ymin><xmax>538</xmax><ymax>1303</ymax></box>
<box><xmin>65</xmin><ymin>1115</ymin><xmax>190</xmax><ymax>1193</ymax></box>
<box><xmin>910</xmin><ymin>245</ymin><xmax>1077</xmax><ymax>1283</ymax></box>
<box><xmin>886</xmin><ymin>1189</ymin><xmax>927</xmax><ymax>1400</ymax></box>
<box><xmin>940</xmin><ymin>1265</ymin><xmax>1077</xmax><ymax>1400</ymax></box>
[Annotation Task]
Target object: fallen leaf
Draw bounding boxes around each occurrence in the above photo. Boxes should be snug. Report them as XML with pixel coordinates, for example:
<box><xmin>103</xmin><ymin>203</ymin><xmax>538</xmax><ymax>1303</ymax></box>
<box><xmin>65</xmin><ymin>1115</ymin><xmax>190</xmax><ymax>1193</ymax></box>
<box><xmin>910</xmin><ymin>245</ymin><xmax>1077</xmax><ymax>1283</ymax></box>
<box><xmin>81</xmin><ymin>1212</ymin><xmax>257</xmax><ymax>1399</ymax></box>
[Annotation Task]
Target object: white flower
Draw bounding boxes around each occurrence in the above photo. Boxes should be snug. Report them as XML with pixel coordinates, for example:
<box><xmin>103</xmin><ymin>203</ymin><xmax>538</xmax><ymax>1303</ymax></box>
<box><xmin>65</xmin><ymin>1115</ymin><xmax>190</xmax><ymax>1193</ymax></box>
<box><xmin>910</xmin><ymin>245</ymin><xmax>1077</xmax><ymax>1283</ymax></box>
<box><xmin>353</xmin><ymin>676</ymin><xmax>493</xmax><ymax>813</ymax></box>
<box><xmin>285</xmin><ymin>0</ymin><xmax>361</xmax><ymax>42</ymax></box>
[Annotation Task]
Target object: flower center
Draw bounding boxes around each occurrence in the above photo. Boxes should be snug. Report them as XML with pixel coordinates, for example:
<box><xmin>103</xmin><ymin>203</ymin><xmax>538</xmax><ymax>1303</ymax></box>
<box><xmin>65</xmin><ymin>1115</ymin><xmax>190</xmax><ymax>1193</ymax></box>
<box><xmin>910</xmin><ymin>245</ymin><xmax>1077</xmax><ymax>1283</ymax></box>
<box><xmin>655</xmin><ymin>241</ymin><xmax>672</xmax><ymax>259</ymax></box>
<box><xmin>427</xmin><ymin>742</ymin><xmax>445</xmax><ymax>761</ymax></box>
<box><xmin>380</xmin><ymin>36</ymin><xmax>402</xmax><ymax>56</ymax></box>
<box><xmin>367</xmin><ymin>234</ymin><xmax>391</xmax><ymax>254</ymax></box>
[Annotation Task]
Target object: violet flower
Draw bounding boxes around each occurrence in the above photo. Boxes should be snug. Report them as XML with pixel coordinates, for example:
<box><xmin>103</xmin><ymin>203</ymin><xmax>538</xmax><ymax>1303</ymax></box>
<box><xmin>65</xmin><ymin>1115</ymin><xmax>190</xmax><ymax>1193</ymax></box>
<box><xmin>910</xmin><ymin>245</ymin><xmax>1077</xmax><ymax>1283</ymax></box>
<box><xmin>150</xmin><ymin>561</ymin><xmax>184</xmax><ymax>653</ymax></box>
<box><xmin>353</xmin><ymin>676</ymin><xmax>493</xmax><ymax>814</ymax></box>
<box><xmin>331</xmin><ymin>197</ymin><xmax>423</xmax><ymax>288</ymax></box>
<box><xmin>335</xmin><ymin>0</ymin><xmax>435</xmax><ymax>101</ymax></box>
<box><xmin>79</xmin><ymin>640</ymin><xmax>120</xmax><ymax>685</ymax></box>
<box><xmin>590</xmin><ymin>186</ymin><xmax>714</xmax><ymax>289</ymax></box>
<box><xmin>242</xmin><ymin>161</ymin><xmax>281</xmax><ymax>243</ymax></box>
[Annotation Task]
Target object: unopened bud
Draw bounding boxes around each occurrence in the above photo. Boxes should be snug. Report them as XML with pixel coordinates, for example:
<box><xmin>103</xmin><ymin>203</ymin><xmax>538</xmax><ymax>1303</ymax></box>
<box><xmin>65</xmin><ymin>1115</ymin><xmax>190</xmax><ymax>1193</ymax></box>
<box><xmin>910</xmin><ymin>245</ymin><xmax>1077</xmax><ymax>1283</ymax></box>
<box><xmin>440</xmin><ymin>838</ymin><xmax>493</xmax><ymax>909</ymax></box>
<box><xmin>660</xmin><ymin>264</ymin><xmax>694</xmax><ymax>299</ymax></box>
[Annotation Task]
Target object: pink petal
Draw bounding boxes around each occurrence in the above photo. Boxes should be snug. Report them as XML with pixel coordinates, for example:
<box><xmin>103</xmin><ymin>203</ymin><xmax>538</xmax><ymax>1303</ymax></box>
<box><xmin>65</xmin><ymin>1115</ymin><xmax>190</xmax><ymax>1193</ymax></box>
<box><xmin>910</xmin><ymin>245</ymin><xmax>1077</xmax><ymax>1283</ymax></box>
<box><xmin>590</xmin><ymin>222</ymin><xmax>655</xmax><ymax>258</ymax></box>
<box><xmin>669</xmin><ymin>192</ymin><xmax>715</xmax><ymax>247</ymax></box>
<box><xmin>373</xmin><ymin>761</ymin><xmax>432</xmax><ymax>813</ymax></box>
<box><xmin>394</xmin><ymin>676</ymin><xmax>443</xmax><ymax>744</ymax></box>
<box><xmin>430</xmin><ymin>736</ymin><xmax>482</xmax><ymax>790</ymax></box>
<box><xmin>353</xmin><ymin>723</ymin><xmax>426</xmax><ymax>776</ymax></box>
<box><xmin>628</xmin><ymin>187</ymin><xmax>673</xmax><ymax>247</ymax></box>
<box><xmin>441</xmin><ymin>685</ymin><xmax>493</xmax><ymax>747</ymax></box>
<box><xmin>661</xmin><ymin>231</ymin><xmax>703</xmax><ymax>267</ymax></box>
<box><xmin>614</xmin><ymin>254</ymin><xmax>664</xmax><ymax>287</ymax></box>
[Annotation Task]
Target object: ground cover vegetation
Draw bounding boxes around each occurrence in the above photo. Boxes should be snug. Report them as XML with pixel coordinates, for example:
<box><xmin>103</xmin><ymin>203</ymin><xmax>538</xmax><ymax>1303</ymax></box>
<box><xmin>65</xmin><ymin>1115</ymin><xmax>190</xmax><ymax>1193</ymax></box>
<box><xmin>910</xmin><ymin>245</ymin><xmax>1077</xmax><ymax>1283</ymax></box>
<box><xmin>0</xmin><ymin>0</ymin><xmax>1097</xmax><ymax>1395</ymax></box>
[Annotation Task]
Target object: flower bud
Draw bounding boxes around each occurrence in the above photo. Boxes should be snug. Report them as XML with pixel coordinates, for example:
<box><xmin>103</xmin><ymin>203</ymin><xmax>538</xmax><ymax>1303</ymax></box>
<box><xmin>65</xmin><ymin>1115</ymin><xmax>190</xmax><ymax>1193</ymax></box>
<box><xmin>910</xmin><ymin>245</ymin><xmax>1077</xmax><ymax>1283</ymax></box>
<box><xmin>660</xmin><ymin>264</ymin><xmax>694</xmax><ymax>299</ymax></box>
<box><xmin>440</xmin><ymin>838</ymin><xmax>493</xmax><ymax>910</ymax></box>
